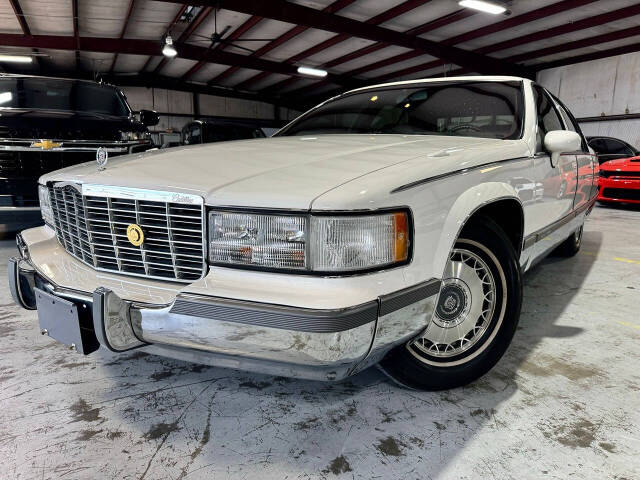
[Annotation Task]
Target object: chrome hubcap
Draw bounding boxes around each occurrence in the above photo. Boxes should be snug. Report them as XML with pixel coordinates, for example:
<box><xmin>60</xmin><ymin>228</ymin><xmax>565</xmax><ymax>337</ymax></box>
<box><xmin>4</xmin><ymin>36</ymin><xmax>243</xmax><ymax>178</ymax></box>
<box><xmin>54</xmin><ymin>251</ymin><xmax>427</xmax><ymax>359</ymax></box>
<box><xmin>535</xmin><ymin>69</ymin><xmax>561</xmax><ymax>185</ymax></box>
<box><xmin>433</xmin><ymin>281</ymin><xmax>471</xmax><ymax>328</ymax></box>
<box><xmin>412</xmin><ymin>248</ymin><xmax>497</xmax><ymax>358</ymax></box>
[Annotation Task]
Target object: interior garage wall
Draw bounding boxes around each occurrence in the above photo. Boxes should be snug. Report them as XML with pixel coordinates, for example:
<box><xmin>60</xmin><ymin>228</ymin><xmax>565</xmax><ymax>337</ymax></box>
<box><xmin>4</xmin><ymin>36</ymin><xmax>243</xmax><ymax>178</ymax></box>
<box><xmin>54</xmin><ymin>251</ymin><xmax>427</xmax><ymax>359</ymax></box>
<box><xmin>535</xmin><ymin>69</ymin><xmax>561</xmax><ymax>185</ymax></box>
<box><xmin>538</xmin><ymin>52</ymin><xmax>640</xmax><ymax>148</ymax></box>
<box><xmin>119</xmin><ymin>86</ymin><xmax>301</xmax><ymax>134</ymax></box>
<box><xmin>121</xmin><ymin>86</ymin><xmax>193</xmax><ymax>132</ymax></box>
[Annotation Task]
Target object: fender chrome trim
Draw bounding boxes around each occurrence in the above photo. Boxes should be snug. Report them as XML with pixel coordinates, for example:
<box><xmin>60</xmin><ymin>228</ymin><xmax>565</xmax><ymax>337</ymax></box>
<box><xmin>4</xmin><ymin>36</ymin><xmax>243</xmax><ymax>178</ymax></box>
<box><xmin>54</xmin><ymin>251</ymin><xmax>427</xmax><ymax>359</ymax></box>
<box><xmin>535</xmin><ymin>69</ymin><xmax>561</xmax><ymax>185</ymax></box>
<box><xmin>390</xmin><ymin>156</ymin><xmax>531</xmax><ymax>194</ymax></box>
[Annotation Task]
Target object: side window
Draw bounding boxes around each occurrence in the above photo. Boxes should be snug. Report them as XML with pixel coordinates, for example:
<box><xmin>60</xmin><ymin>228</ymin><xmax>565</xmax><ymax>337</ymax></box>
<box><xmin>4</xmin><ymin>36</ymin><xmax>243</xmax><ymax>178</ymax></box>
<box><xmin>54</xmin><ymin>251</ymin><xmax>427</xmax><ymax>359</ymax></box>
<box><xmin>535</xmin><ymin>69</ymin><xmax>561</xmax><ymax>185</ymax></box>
<box><xmin>551</xmin><ymin>93</ymin><xmax>589</xmax><ymax>152</ymax></box>
<box><xmin>556</xmin><ymin>104</ymin><xmax>576</xmax><ymax>132</ymax></box>
<box><xmin>190</xmin><ymin>126</ymin><xmax>202</xmax><ymax>144</ymax></box>
<box><xmin>533</xmin><ymin>86</ymin><xmax>564</xmax><ymax>153</ymax></box>
<box><xmin>589</xmin><ymin>138</ymin><xmax>606</xmax><ymax>154</ymax></box>
<box><xmin>604</xmin><ymin>139</ymin><xmax>634</xmax><ymax>157</ymax></box>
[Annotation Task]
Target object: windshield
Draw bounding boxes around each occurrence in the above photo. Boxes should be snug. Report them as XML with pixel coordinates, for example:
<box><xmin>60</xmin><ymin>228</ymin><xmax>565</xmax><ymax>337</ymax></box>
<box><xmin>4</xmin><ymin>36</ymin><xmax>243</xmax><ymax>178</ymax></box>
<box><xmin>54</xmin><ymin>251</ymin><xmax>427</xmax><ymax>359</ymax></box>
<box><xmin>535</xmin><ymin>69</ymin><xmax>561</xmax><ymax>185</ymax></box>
<box><xmin>0</xmin><ymin>77</ymin><xmax>129</xmax><ymax>116</ymax></box>
<box><xmin>277</xmin><ymin>81</ymin><xmax>524</xmax><ymax>140</ymax></box>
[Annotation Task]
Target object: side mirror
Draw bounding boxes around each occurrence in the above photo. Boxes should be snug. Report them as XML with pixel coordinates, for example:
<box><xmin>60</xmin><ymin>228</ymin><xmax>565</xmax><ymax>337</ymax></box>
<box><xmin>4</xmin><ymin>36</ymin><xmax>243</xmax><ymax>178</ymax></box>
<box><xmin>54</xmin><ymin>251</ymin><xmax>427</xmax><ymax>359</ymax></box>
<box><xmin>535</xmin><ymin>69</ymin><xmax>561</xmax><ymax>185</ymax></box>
<box><xmin>138</xmin><ymin>109</ymin><xmax>159</xmax><ymax>127</ymax></box>
<box><xmin>544</xmin><ymin>130</ymin><xmax>581</xmax><ymax>167</ymax></box>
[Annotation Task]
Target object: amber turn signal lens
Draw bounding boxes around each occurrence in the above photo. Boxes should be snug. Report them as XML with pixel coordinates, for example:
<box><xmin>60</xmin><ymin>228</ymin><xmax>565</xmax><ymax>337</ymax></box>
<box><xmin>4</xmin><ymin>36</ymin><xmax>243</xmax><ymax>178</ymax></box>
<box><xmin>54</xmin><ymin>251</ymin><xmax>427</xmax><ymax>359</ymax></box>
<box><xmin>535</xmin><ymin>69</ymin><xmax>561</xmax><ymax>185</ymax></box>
<box><xmin>393</xmin><ymin>212</ymin><xmax>409</xmax><ymax>262</ymax></box>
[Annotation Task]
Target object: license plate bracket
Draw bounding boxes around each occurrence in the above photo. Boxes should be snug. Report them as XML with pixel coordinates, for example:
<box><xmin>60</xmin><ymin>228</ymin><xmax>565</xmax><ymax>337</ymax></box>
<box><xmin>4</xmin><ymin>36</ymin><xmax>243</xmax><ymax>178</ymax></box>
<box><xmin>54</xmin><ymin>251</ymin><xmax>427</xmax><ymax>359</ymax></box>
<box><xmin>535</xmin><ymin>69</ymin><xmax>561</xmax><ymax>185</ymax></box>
<box><xmin>35</xmin><ymin>288</ymin><xmax>99</xmax><ymax>355</ymax></box>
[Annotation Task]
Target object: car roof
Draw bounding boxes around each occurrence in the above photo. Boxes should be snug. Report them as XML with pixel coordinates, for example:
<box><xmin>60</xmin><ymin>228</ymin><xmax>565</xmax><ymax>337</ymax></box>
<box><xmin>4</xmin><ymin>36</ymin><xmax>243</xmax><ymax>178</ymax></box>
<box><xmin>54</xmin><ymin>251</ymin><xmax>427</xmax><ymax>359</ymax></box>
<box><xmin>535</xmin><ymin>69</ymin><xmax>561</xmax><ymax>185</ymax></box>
<box><xmin>342</xmin><ymin>75</ymin><xmax>529</xmax><ymax>96</ymax></box>
<box><xmin>0</xmin><ymin>73</ymin><xmax>118</xmax><ymax>89</ymax></box>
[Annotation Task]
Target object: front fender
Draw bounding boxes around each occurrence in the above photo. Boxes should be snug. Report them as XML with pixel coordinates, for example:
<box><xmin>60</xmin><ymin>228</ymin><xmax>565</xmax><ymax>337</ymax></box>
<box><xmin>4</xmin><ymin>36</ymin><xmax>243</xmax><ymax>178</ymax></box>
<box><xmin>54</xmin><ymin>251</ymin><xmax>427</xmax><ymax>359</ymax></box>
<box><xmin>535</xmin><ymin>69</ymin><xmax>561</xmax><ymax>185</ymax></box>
<box><xmin>432</xmin><ymin>182</ymin><xmax>522</xmax><ymax>277</ymax></box>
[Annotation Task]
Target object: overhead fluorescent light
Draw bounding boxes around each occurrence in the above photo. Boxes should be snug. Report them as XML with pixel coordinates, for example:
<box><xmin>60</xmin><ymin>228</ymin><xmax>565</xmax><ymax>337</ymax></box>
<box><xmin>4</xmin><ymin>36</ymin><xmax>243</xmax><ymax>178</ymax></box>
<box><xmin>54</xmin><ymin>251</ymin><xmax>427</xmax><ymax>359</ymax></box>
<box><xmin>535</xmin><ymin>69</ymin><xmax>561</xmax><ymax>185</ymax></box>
<box><xmin>297</xmin><ymin>66</ymin><xmax>328</xmax><ymax>78</ymax></box>
<box><xmin>0</xmin><ymin>55</ymin><xmax>33</xmax><ymax>63</ymax></box>
<box><xmin>162</xmin><ymin>35</ymin><xmax>177</xmax><ymax>58</ymax></box>
<box><xmin>459</xmin><ymin>0</ymin><xmax>507</xmax><ymax>14</ymax></box>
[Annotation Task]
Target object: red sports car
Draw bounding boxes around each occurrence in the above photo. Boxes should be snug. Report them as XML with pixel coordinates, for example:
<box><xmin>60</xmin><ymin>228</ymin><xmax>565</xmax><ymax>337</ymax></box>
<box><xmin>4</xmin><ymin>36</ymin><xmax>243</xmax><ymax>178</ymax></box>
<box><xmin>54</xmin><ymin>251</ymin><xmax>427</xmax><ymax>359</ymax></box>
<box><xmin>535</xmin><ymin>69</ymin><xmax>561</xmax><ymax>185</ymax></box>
<box><xmin>598</xmin><ymin>155</ymin><xmax>640</xmax><ymax>204</ymax></box>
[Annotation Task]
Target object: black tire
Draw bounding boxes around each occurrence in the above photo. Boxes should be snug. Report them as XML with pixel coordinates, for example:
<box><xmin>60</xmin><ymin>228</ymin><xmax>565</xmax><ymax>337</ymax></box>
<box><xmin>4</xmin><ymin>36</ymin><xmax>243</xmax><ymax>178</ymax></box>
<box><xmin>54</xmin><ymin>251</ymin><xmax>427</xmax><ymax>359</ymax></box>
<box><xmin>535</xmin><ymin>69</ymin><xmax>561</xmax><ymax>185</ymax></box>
<box><xmin>553</xmin><ymin>225</ymin><xmax>583</xmax><ymax>257</ymax></box>
<box><xmin>379</xmin><ymin>217</ymin><xmax>523</xmax><ymax>391</ymax></box>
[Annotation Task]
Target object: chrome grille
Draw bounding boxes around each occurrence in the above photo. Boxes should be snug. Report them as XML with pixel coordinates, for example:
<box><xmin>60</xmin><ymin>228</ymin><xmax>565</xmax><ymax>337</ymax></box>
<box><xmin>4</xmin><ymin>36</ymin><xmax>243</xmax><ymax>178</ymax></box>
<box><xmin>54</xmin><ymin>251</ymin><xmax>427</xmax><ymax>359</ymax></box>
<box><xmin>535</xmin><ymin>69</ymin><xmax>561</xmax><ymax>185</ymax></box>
<box><xmin>48</xmin><ymin>183</ymin><xmax>206</xmax><ymax>282</ymax></box>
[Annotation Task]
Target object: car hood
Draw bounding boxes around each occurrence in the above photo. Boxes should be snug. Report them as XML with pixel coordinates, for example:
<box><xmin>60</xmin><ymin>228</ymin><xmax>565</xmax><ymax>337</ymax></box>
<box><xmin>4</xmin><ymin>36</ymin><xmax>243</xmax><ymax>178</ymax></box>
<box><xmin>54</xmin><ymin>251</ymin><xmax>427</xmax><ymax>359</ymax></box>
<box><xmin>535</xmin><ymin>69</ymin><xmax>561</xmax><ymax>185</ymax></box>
<box><xmin>600</xmin><ymin>156</ymin><xmax>640</xmax><ymax>171</ymax></box>
<box><xmin>0</xmin><ymin>108</ymin><xmax>145</xmax><ymax>141</ymax></box>
<box><xmin>42</xmin><ymin>134</ymin><xmax>517</xmax><ymax>209</ymax></box>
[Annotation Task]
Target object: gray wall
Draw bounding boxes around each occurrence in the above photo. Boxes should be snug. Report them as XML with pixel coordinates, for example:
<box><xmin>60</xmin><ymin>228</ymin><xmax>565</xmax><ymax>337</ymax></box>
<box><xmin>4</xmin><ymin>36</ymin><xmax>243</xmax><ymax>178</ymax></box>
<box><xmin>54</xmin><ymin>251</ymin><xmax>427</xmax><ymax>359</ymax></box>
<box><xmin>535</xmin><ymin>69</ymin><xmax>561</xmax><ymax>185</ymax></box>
<box><xmin>538</xmin><ymin>51</ymin><xmax>640</xmax><ymax>148</ymax></box>
<box><xmin>120</xmin><ymin>86</ymin><xmax>302</xmax><ymax>134</ymax></box>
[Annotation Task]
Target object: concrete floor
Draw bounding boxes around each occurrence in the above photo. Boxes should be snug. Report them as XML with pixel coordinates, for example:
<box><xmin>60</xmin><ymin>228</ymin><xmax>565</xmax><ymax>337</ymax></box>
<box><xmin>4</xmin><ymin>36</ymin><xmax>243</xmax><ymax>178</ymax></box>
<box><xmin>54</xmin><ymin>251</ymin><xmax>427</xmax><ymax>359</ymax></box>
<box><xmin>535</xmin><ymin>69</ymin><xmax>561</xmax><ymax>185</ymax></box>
<box><xmin>1</xmin><ymin>205</ymin><xmax>639</xmax><ymax>480</ymax></box>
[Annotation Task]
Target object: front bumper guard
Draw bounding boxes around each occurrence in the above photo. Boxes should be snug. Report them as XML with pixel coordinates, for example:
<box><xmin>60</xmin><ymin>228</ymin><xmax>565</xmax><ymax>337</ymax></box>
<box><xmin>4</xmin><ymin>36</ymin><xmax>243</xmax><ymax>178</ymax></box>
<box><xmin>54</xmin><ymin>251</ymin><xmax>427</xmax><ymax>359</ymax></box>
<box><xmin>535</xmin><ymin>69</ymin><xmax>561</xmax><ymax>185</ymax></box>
<box><xmin>10</xmin><ymin>254</ymin><xmax>440</xmax><ymax>381</ymax></box>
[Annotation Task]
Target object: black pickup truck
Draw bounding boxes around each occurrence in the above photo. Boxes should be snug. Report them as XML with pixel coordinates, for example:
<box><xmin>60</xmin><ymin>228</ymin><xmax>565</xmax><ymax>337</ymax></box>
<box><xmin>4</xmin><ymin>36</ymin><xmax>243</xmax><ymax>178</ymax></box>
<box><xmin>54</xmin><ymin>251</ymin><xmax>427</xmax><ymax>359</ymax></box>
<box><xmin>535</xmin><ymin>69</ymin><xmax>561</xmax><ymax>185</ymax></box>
<box><xmin>0</xmin><ymin>74</ymin><xmax>158</xmax><ymax>233</ymax></box>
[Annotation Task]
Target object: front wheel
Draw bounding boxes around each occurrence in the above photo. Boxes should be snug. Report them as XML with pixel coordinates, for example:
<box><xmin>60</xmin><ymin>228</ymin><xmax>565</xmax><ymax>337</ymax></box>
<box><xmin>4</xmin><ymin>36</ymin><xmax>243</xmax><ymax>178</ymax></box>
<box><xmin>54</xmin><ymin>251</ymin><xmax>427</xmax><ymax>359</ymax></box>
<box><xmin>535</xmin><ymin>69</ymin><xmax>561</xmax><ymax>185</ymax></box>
<box><xmin>379</xmin><ymin>218</ymin><xmax>523</xmax><ymax>391</ymax></box>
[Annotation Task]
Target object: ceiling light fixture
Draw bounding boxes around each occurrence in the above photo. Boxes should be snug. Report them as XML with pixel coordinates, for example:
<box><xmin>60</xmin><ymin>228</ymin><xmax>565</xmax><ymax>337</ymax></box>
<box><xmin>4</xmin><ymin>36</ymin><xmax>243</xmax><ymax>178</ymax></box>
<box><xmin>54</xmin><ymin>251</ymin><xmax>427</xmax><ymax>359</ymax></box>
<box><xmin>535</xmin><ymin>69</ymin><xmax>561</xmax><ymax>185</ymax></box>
<box><xmin>458</xmin><ymin>0</ymin><xmax>507</xmax><ymax>14</ymax></box>
<box><xmin>0</xmin><ymin>54</ymin><xmax>33</xmax><ymax>63</ymax></box>
<box><xmin>162</xmin><ymin>35</ymin><xmax>177</xmax><ymax>58</ymax></box>
<box><xmin>297</xmin><ymin>66</ymin><xmax>328</xmax><ymax>78</ymax></box>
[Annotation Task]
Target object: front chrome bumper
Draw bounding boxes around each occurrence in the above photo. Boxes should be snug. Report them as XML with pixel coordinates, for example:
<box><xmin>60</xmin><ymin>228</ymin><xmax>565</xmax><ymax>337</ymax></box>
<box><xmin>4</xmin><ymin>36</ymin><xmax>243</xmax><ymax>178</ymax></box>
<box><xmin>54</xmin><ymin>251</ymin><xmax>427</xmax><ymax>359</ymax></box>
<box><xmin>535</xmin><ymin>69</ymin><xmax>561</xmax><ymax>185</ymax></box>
<box><xmin>10</xmin><ymin>236</ymin><xmax>441</xmax><ymax>381</ymax></box>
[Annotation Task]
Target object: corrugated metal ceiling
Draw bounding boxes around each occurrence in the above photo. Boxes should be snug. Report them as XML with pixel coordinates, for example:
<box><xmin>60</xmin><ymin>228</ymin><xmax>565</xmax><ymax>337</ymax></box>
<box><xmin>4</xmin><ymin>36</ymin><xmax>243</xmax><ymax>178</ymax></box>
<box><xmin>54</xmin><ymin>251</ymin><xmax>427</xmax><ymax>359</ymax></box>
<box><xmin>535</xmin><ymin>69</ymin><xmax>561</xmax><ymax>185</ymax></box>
<box><xmin>0</xmin><ymin>0</ymin><xmax>638</xmax><ymax>106</ymax></box>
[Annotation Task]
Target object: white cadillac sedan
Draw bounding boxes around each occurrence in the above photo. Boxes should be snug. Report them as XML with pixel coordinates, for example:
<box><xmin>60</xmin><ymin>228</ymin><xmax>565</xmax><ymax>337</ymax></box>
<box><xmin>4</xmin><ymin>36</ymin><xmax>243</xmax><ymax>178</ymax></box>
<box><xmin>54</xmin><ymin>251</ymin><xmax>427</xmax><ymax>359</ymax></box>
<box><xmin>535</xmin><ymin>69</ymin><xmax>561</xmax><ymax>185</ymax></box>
<box><xmin>9</xmin><ymin>76</ymin><xmax>598</xmax><ymax>390</ymax></box>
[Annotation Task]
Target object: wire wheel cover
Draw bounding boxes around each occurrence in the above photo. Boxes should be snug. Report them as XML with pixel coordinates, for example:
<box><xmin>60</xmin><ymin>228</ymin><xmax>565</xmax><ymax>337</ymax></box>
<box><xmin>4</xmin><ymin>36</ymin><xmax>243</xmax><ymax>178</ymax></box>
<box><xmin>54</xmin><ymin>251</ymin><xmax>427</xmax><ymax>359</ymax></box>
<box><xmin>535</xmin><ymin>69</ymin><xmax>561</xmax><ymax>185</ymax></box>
<box><xmin>414</xmin><ymin>248</ymin><xmax>497</xmax><ymax>358</ymax></box>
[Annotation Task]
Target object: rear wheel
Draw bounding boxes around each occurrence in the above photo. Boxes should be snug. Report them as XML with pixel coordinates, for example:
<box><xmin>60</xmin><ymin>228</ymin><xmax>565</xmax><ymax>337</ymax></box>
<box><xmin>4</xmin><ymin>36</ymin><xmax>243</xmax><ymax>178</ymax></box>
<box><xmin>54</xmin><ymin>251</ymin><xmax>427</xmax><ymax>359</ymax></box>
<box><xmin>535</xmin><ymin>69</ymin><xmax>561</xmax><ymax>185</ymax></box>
<box><xmin>379</xmin><ymin>218</ymin><xmax>522</xmax><ymax>391</ymax></box>
<box><xmin>553</xmin><ymin>225</ymin><xmax>583</xmax><ymax>257</ymax></box>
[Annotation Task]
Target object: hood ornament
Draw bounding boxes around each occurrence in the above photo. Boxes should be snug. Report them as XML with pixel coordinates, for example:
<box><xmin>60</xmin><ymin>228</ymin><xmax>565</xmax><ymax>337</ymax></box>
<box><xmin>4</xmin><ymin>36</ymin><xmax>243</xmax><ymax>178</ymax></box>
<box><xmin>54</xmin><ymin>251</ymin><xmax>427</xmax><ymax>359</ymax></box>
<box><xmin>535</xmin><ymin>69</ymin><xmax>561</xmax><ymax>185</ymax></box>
<box><xmin>96</xmin><ymin>147</ymin><xmax>108</xmax><ymax>170</ymax></box>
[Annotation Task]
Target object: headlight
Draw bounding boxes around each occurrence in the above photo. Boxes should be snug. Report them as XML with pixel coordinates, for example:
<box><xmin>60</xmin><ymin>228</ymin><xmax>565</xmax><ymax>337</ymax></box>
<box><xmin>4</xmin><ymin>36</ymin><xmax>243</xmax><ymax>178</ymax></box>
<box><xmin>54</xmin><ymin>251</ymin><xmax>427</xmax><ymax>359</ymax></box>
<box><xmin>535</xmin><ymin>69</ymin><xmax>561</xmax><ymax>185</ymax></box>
<box><xmin>120</xmin><ymin>131</ymin><xmax>145</xmax><ymax>141</ymax></box>
<box><xmin>209</xmin><ymin>212</ymin><xmax>307</xmax><ymax>270</ymax></box>
<box><xmin>208</xmin><ymin>210</ymin><xmax>410</xmax><ymax>273</ymax></box>
<box><xmin>38</xmin><ymin>184</ymin><xmax>54</xmax><ymax>226</ymax></box>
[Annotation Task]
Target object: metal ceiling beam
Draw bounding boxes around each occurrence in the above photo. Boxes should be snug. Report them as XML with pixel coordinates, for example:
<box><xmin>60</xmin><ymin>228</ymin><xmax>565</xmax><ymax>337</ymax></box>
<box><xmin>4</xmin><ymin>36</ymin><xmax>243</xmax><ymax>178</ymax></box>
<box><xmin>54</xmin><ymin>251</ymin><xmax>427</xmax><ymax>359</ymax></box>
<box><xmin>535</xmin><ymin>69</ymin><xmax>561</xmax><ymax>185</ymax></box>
<box><xmin>436</xmin><ymin>25</ymin><xmax>640</xmax><ymax>78</ymax></box>
<box><xmin>139</xmin><ymin>4</ymin><xmax>187</xmax><ymax>74</ymax></box>
<box><xmin>7</xmin><ymin>0</ymin><xmax>44</xmax><ymax>69</ymax></box>
<box><xmin>181</xmin><ymin>14</ymin><xmax>264</xmax><ymax>81</ymax></box>
<box><xmin>446</xmin><ymin>0</ymin><xmax>600</xmax><ymax>46</ymax></box>
<box><xmin>207</xmin><ymin>0</ymin><xmax>355</xmax><ymax>86</ymax></box>
<box><xmin>264</xmin><ymin>0</ymin><xmax>596</xmax><ymax>97</ymax></box>
<box><xmin>507</xmin><ymin>25</ymin><xmax>640</xmax><ymax>64</ymax></box>
<box><xmin>156</xmin><ymin>0</ymin><xmax>530</xmax><ymax>77</ymax></box>
<box><xmin>533</xmin><ymin>41</ymin><xmax>640</xmax><ymax>71</ymax></box>
<box><xmin>233</xmin><ymin>0</ymin><xmax>435</xmax><ymax>90</ymax></box>
<box><xmin>109</xmin><ymin>0</ymin><xmax>136</xmax><ymax>73</ymax></box>
<box><xmin>8</xmin><ymin>0</ymin><xmax>30</xmax><ymax>35</ymax></box>
<box><xmin>289</xmin><ymin>0</ymin><xmax>626</xmax><ymax>107</ymax></box>
<box><xmin>481</xmin><ymin>3</ymin><xmax>640</xmax><ymax>55</ymax></box>
<box><xmin>368</xmin><ymin>0</ymin><xmax>638</xmax><ymax>84</ymax></box>
<box><xmin>325</xmin><ymin>9</ymin><xmax>476</xmax><ymax>69</ymax></box>
<box><xmin>153</xmin><ymin>5</ymin><xmax>214</xmax><ymax>75</ymax></box>
<box><xmin>0</xmin><ymin>33</ymin><xmax>365</xmax><ymax>90</ymax></box>
<box><xmin>260</xmin><ymin>8</ymin><xmax>475</xmax><ymax>96</ymax></box>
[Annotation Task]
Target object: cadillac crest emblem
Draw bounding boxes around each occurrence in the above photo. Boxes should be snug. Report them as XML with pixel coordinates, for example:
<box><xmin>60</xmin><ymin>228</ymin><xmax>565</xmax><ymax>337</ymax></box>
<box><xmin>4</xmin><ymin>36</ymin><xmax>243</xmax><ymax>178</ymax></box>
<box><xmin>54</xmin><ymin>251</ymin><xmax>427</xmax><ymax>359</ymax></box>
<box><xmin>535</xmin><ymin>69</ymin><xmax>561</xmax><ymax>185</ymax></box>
<box><xmin>96</xmin><ymin>147</ymin><xmax>108</xmax><ymax>170</ymax></box>
<box><xmin>126</xmin><ymin>224</ymin><xmax>144</xmax><ymax>246</ymax></box>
